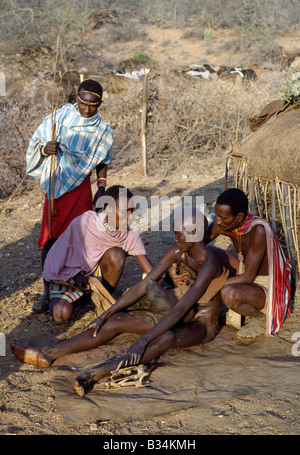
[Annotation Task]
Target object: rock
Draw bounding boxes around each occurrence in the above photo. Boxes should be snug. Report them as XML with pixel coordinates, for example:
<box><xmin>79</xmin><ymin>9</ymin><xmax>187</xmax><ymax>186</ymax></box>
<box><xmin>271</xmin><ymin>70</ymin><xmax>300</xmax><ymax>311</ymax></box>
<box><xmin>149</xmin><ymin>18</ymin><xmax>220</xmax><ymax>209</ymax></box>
<box><xmin>79</xmin><ymin>67</ymin><xmax>89</xmax><ymax>74</ymax></box>
<box><xmin>90</xmin><ymin>423</ymin><xmax>99</xmax><ymax>431</ymax></box>
<box><xmin>29</xmin><ymin>272</ymin><xmax>38</xmax><ymax>280</ymax></box>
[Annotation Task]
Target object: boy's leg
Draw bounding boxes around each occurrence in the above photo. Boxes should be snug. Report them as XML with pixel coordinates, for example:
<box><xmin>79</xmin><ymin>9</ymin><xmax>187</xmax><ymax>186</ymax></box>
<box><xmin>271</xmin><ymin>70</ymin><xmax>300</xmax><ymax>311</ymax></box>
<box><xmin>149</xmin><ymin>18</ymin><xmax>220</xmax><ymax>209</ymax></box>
<box><xmin>207</xmin><ymin>245</ymin><xmax>240</xmax><ymax>277</ymax></box>
<box><xmin>11</xmin><ymin>312</ymin><xmax>154</xmax><ymax>368</ymax></box>
<box><xmin>138</xmin><ymin>292</ymin><xmax>223</xmax><ymax>365</ymax></box>
<box><xmin>100</xmin><ymin>247</ymin><xmax>126</xmax><ymax>294</ymax></box>
<box><xmin>49</xmin><ymin>282</ymin><xmax>85</xmax><ymax>323</ymax></box>
<box><xmin>221</xmin><ymin>283</ymin><xmax>267</xmax><ymax>340</ymax></box>
<box><xmin>74</xmin><ymin>319</ymin><xmax>209</xmax><ymax>396</ymax></box>
<box><xmin>50</xmin><ymin>296</ymin><xmax>74</xmax><ymax>323</ymax></box>
<box><xmin>221</xmin><ymin>283</ymin><xmax>266</xmax><ymax>316</ymax></box>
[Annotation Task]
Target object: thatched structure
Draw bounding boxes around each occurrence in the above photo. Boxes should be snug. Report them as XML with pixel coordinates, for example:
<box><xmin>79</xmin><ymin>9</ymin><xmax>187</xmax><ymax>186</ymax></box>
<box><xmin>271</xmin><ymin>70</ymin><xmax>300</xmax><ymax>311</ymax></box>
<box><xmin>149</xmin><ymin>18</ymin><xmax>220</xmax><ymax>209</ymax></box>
<box><xmin>226</xmin><ymin>102</ymin><xmax>300</xmax><ymax>279</ymax></box>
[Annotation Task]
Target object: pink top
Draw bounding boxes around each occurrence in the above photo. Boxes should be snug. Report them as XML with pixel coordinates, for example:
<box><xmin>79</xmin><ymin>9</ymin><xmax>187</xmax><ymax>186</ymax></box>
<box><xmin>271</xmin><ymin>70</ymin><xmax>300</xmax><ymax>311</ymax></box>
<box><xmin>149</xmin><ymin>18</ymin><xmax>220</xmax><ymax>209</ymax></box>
<box><xmin>43</xmin><ymin>210</ymin><xmax>146</xmax><ymax>284</ymax></box>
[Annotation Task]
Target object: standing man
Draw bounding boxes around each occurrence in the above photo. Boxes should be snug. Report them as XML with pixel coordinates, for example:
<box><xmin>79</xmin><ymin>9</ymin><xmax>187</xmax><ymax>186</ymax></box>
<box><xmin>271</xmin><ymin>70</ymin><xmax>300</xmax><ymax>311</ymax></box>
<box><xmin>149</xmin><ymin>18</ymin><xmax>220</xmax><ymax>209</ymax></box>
<box><xmin>204</xmin><ymin>188</ymin><xmax>292</xmax><ymax>340</ymax></box>
<box><xmin>26</xmin><ymin>79</ymin><xmax>113</xmax><ymax>312</ymax></box>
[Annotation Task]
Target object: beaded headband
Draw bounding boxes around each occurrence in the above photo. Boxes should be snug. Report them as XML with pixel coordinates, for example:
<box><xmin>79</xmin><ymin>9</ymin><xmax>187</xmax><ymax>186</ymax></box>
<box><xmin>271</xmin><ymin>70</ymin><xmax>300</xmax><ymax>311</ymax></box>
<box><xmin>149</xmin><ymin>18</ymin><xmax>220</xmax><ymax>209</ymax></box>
<box><xmin>77</xmin><ymin>90</ymin><xmax>102</xmax><ymax>106</ymax></box>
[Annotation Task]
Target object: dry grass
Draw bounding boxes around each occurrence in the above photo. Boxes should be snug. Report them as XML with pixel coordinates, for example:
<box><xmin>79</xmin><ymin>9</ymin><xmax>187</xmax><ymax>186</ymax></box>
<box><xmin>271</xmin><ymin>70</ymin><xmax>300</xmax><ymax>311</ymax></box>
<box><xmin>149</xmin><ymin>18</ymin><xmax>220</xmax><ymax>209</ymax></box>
<box><xmin>104</xmin><ymin>71</ymin><xmax>287</xmax><ymax>176</ymax></box>
<box><xmin>0</xmin><ymin>78</ymin><xmax>53</xmax><ymax>198</ymax></box>
<box><xmin>0</xmin><ymin>68</ymin><xmax>289</xmax><ymax>198</ymax></box>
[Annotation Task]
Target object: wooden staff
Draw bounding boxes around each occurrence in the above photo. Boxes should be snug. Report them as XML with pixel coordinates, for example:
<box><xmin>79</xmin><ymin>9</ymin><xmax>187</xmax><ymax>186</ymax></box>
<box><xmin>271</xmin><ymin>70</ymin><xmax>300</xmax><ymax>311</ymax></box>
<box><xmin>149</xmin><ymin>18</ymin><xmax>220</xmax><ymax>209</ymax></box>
<box><xmin>224</xmin><ymin>153</ymin><xmax>232</xmax><ymax>189</ymax></box>
<box><xmin>48</xmin><ymin>0</ymin><xmax>73</xmax><ymax>223</ymax></box>
<box><xmin>141</xmin><ymin>68</ymin><xmax>150</xmax><ymax>177</ymax></box>
<box><xmin>50</xmin><ymin>116</ymin><xmax>57</xmax><ymax>217</ymax></box>
<box><xmin>254</xmin><ymin>179</ymin><xmax>263</xmax><ymax>218</ymax></box>
<box><xmin>270</xmin><ymin>182</ymin><xmax>277</xmax><ymax>232</ymax></box>
<box><xmin>284</xmin><ymin>183</ymin><xmax>297</xmax><ymax>283</ymax></box>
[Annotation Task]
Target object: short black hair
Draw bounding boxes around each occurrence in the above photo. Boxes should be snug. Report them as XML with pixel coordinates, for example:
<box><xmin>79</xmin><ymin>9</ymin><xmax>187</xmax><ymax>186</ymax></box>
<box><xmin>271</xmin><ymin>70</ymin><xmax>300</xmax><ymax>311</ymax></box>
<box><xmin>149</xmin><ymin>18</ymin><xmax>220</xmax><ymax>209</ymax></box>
<box><xmin>96</xmin><ymin>185</ymin><xmax>133</xmax><ymax>212</ymax></box>
<box><xmin>78</xmin><ymin>79</ymin><xmax>103</xmax><ymax>98</ymax></box>
<box><xmin>104</xmin><ymin>185</ymin><xmax>133</xmax><ymax>201</ymax></box>
<box><xmin>216</xmin><ymin>188</ymin><xmax>248</xmax><ymax>216</ymax></box>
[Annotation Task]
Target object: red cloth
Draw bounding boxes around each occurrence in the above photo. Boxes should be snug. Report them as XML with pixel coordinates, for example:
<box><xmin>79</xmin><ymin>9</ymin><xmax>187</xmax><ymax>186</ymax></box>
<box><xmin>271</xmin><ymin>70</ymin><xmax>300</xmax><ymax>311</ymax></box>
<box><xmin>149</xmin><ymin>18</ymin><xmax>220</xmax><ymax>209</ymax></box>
<box><xmin>38</xmin><ymin>174</ymin><xmax>93</xmax><ymax>248</ymax></box>
<box><xmin>234</xmin><ymin>213</ymin><xmax>291</xmax><ymax>336</ymax></box>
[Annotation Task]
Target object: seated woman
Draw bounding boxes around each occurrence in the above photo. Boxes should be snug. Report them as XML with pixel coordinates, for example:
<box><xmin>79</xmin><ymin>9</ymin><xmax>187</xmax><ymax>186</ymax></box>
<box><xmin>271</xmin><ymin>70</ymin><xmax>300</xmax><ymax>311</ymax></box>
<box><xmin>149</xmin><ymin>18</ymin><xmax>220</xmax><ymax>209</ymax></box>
<box><xmin>39</xmin><ymin>185</ymin><xmax>153</xmax><ymax>323</ymax></box>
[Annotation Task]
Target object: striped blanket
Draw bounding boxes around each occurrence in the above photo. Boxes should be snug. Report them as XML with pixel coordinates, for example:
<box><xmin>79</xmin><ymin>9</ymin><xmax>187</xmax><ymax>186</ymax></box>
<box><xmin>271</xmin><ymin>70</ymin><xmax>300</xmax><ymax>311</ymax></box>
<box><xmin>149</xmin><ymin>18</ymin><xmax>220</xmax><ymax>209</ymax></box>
<box><xmin>234</xmin><ymin>213</ymin><xmax>291</xmax><ymax>336</ymax></box>
<box><xmin>26</xmin><ymin>103</ymin><xmax>113</xmax><ymax>199</ymax></box>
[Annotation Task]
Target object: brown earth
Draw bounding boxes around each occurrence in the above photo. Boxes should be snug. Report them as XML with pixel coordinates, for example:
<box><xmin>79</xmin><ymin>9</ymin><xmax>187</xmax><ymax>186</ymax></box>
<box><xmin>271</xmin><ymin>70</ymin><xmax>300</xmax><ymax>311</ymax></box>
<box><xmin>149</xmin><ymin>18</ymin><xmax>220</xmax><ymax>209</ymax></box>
<box><xmin>0</xmin><ymin>165</ymin><xmax>299</xmax><ymax>436</ymax></box>
<box><xmin>0</xmin><ymin>24</ymin><xmax>300</xmax><ymax>436</ymax></box>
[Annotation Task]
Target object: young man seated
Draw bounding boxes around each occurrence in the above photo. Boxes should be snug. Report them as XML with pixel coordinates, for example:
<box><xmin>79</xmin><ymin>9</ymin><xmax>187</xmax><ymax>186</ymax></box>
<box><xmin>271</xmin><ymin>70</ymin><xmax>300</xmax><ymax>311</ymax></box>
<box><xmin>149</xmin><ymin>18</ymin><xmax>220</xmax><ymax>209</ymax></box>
<box><xmin>40</xmin><ymin>185</ymin><xmax>153</xmax><ymax>323</ymax></box>
<box><xmin>11</xmin><ymin>208</ymin><xmax>230</xmax><ymax>387</ymax></box>
<box><xmin>204</xmin><ymin>188</ymin><xmax>292</xmax><ymax>341</ymax></box>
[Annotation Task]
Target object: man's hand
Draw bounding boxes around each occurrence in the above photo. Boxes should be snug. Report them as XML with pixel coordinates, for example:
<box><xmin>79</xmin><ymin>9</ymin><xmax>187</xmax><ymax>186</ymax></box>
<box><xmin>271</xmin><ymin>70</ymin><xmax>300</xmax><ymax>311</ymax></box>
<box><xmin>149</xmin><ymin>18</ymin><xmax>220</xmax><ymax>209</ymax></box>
<box><xmin>120</xmin><ymin>338</ymin><xmax>148</xmax><ymax>367</ymax></box>
<box><xmin>73</xmin><ymin>273</ymin><xmax>91</xmax><ymax>292</ymax></box>
<box><xmin>43</xmin><ymin>141</ymin><xmax>60</xmax><ymax>156</ymax></box>
<box><xmin>83</xmin><ymin>314</ymin><xmax>106</xmax><ymax>337</ymax></box>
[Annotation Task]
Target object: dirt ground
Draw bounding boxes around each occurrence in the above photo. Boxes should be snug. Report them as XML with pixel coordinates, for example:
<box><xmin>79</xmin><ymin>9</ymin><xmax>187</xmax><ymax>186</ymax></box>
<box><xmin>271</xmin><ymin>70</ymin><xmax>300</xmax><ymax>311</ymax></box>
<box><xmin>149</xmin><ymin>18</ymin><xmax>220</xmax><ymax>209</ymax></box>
<box><xmin>1</xmin><ymin>23</ymin><xmax>300</xmax><ymax>437</ymax></box>
<box><xmin>0</xmin><ymin>162</ymin><xmax>299</xmax><ymax>436</ymax></box>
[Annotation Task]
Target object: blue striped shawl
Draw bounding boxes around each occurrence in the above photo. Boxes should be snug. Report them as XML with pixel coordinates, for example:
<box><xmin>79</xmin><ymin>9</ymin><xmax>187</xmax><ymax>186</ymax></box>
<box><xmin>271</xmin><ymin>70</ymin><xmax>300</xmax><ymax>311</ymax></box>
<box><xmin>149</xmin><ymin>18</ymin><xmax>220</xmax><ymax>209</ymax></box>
<box><xmin>26</xmin><ymin>103</ymin><xmax>113</xmax><ymax>199</ymax></box>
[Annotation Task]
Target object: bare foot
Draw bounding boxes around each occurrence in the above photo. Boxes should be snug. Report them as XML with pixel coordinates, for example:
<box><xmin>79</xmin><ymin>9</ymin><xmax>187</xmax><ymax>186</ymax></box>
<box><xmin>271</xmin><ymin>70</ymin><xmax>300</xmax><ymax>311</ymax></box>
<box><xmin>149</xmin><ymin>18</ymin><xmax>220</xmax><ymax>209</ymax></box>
<box><xmin>10</xmin><ymin>343</ymin><xmax>52</xmax><ymax>368</ymax></box>
<box><xmin>74</xmin><ymin>372</ymin><xmax>96</xmax><ymax>397</ymax></box>
<box><xmin>73</xmin><ymin>357</ymin><xmax>122</xmax><ymax>396</ymax></box>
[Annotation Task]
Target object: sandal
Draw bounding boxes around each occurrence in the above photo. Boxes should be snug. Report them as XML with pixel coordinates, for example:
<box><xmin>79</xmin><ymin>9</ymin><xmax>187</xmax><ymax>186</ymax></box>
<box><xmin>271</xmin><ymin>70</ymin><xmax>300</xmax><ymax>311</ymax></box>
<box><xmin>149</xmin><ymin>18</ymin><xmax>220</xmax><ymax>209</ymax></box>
<box><xmin>32</xmin><ymin>294</ymin><xmax>49</xmax><ymax>314</ymax></box>
<box><xmin>236</xmin><ymin>321</ymin><xmax>265</xmax><ymax>342</ymax></box>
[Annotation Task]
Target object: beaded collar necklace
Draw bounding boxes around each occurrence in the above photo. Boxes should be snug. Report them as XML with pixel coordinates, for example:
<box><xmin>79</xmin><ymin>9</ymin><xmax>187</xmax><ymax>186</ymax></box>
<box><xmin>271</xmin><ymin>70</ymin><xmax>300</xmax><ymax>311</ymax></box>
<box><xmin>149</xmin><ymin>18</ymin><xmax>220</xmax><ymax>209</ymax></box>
<box><xmin>231</xmin><ymin>217</ymin><xmax>247</xmax><ymax>273</ymax></box>
<box><xmin>102</xmin><ymin>216</ymin><xmax>117</xmax><ymax>232</ymax></box>
<box><xmin>231</xmin><ymin>215</ymin><xmax>248</xmax><ymax>236</ymax></box>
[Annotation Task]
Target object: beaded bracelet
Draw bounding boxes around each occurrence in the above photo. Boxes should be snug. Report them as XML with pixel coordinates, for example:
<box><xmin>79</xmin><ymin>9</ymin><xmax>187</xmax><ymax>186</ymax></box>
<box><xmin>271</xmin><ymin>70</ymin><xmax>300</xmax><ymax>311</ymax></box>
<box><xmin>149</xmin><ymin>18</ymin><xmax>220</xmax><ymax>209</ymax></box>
<box><xmin>97</xmin><ymin>177</ymin><xmax>107</xmax><ymax>188</ymax></box>
<box><xmin>41</xmin><ymin>145</ymin><xmax>48</xmax><ymax>157</ymax></box>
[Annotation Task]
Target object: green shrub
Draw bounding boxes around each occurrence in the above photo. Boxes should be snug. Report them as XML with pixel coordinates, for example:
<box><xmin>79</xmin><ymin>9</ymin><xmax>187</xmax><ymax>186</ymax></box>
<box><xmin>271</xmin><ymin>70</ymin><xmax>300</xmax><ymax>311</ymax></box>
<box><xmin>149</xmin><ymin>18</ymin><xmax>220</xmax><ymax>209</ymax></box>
<box><xmin>133</xmin><ymin>51</ymin><xmax>151</xmax><ymax>62</ymax></box>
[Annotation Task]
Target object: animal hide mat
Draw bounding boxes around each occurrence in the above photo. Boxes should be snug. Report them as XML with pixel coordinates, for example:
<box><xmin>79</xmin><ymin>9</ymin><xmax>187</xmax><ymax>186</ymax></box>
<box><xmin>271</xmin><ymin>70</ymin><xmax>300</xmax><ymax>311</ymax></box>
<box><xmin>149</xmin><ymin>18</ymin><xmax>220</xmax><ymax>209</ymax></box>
<box><xmin>51</xmin><ymin>317</ymin><xmax>300</xmax><ymax>425</ymax></box>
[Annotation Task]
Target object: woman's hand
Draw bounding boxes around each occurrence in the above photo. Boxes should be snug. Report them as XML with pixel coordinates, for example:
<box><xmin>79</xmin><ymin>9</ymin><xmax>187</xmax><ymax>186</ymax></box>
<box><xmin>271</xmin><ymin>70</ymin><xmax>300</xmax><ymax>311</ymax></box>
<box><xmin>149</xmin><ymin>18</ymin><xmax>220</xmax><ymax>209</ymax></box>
<box><xmin>73</xmin><ymin>273</ymin><xmax>91</xmax><ymax>292</ymax></box>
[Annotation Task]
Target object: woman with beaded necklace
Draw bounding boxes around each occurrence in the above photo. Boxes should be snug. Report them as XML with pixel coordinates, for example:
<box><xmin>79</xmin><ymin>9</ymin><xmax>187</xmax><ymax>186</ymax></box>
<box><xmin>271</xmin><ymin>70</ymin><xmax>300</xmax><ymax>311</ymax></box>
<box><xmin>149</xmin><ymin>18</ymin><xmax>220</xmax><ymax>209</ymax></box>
<box><xmin>39</xmin><ymin>185</ymin><xmax>154</xmax><ymax>324</ymax></box>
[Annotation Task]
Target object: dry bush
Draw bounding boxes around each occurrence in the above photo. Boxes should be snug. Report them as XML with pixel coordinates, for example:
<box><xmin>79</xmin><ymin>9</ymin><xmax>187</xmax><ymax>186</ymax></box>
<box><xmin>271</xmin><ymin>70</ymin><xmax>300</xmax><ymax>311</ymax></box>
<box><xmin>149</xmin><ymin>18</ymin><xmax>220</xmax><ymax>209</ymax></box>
<box><xmin>101</xmin><ymin>80</ymin><xmax>142</xmax><ymax>167</ymax></box>
<box><xmin>1</xmin><ymin>0</ymin><xmax>299</xmax><ymax>78</ymax></box>
<box><xmin>0</xmin><ymin>0</ymin><xmax>94</xmax><ymax>74</ymax></box>
<box><xmin>215</xmin><ymin>37</ymin><xmax>283</xmax><ymax>66</ymax></box>
<box><xmin>104</xmin><ymin>23</ymin><xmax>149</xmax><ymax>43</ymax></box>
<box><xmin>105</xmin><ymin>72</ymin><xmax>287</xmax><ymax>176</ymax></box>
<box><xmin>0</xmin><ymin>78</ymin><xmax>54</xmax><ymax>199</ymax></box>
<box><xmin>181</xmin><ymin>29</ymin><xmax>205</xmax><ymax>41</ymax></box>
<box><xmin>108</xmin><ymin>0</ymin><xmax>300</xmax><ymax>31</ymax></box>
<box><xmin>0</xmin><ymin>69</ymin><xmax>290</xmax><ymax>198</ymax></box>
